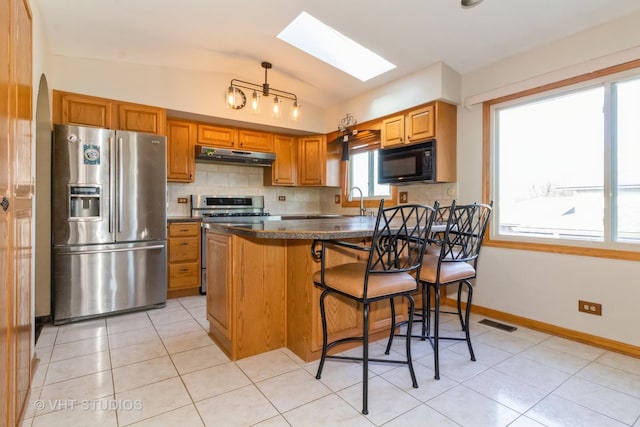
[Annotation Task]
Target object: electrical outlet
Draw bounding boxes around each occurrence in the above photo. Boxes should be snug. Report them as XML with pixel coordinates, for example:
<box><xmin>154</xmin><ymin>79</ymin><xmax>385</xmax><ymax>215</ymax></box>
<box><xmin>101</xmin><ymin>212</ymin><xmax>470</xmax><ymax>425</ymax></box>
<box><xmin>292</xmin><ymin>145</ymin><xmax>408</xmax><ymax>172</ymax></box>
<box><xmin>578</xmin><ymin>300</ymin><xmax>602</xmax><ymax>316</ymax></box>
<box><xmin>177</xmin><ymin>197</ymin><xmax>188</xmax><ymax>204</ymax></box>
<box><xmin>399</xmin><ymin>192</ymin><xmax>408</xmax><ymax>203</ymax></box>
<box><xmin>278</xmin><ymin>195</ymin><xmax>286</xmax><ymax>201</ymax></box>
<box><xmin>334</xmin><ymin>194</ymin><xmax>341</xmax><ymax>204</ymax></box>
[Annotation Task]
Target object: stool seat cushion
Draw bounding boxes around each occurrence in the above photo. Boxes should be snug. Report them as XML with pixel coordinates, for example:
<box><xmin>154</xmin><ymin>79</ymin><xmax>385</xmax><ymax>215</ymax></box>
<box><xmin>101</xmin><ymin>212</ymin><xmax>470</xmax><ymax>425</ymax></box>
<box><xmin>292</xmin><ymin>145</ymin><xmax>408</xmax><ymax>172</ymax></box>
<box><xmin>419</xmin><ymin>254</ymin><xmax>476</xmax><ymax>284</ymax></box>
<box><xmin>313</xmin><ymin>262</ymin><xmax>418</xmax><ymax>299</ymax></box>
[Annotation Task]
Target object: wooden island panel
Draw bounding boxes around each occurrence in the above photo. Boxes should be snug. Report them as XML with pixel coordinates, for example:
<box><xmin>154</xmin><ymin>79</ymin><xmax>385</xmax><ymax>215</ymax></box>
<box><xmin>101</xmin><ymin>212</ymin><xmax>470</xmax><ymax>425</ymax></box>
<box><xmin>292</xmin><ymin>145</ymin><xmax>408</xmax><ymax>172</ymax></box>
<box><xmin>207</xmin><ymin>232</ymin><xmax>287</xmax><ymax>360</ymax></box>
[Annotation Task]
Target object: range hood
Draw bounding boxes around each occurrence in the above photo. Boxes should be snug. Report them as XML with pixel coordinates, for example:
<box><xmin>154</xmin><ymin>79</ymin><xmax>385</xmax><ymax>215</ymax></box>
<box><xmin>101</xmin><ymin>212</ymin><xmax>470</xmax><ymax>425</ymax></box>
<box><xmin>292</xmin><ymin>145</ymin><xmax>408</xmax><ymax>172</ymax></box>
<box><xmin>195</xmin><ymin>144</ymin><xmax>275</xmax><ymax>167</ymax></box>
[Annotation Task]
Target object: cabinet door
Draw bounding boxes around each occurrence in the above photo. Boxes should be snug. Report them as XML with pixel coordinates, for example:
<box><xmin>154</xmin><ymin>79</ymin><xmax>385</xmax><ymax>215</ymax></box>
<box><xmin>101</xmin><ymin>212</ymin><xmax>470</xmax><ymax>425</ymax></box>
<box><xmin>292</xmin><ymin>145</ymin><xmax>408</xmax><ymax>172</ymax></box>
<box><xmin>197</xmin><ymin>124</ymin><xmax>237</xmax><ymax>148</ymax></box>
<box><xmin>238</xmin><ymin>129</ymin><xmax>274</xmax><ymax>152</ymax></box>
<box><xmin>406</xmin><ymin>104</ymin><xmax>435</xmax><ymax>143</ymax></box>
<box><xmin>207</xmin><ymin>233</ymin><xmax>233</xmax><ymax>349</ymax></box>
<box><xmin>57</xmin><ymin>92</ymin><xmax>114</xmax><ymax>128</ymax></box>
<box><xmin>298</xmin><ymin>135</ymin><xmax>326</xmax><ymax>186</ymax></box>
<box><xmin>381</xmin><ymin>115</ymin><xmax>405</xmax><ymax>147</ymax></box>
<box><xmin>118</xmin><ymin>102</ymin><xmax>166</xmax><ymax>135</ymax></box>
<box><xmin>166</xmin><ymin>120</ymin><xmax>195</xmax><ymax>182</ymax></box>
<box><xmin>267</xmin><ymin>134</ymin><xmax>296</xmax><ymax>185</ymax></box>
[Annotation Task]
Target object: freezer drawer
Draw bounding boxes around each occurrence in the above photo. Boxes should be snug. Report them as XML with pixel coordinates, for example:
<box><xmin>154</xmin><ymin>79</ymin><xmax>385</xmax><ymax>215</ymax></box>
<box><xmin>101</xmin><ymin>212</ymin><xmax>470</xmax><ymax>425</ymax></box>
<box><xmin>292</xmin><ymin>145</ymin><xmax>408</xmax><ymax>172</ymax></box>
<box><xmin>53</xmin><ymin>241</ymin><xmax>167</xmax><ymax>324</ymax></box>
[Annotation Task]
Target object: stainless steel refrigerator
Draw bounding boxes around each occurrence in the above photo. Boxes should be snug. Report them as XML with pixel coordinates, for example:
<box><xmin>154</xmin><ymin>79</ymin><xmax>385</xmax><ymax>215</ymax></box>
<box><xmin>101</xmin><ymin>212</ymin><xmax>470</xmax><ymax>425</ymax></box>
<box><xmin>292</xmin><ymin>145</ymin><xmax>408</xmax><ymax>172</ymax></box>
<box><xmin>52</xmin><ymin>124</ymin><xmax>167</xmax><ymax>324</ymax></box>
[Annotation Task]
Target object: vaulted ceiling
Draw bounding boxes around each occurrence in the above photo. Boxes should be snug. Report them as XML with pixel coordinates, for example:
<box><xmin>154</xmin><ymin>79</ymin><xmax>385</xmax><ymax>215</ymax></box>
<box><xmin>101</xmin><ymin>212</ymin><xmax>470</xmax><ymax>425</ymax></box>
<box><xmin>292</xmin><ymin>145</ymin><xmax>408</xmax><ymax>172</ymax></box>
<box><xmin>36</xmin><ymin>0</ymin><xmax>640</xmax><ymax>109</ymax></box>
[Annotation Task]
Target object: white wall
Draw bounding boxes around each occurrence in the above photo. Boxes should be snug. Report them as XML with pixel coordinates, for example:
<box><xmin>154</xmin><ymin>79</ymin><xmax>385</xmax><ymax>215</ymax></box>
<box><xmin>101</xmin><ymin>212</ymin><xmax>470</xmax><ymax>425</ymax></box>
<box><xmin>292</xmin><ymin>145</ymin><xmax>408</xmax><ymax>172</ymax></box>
<box><xmin>456</xmin><ymin>11</ymin><xmax>640</xmax><ymax>346</ymax></box>
<box><xmin>50</xmin><ymin>56</ymin><xmax>327</xmax><ymax>134</ymax></box>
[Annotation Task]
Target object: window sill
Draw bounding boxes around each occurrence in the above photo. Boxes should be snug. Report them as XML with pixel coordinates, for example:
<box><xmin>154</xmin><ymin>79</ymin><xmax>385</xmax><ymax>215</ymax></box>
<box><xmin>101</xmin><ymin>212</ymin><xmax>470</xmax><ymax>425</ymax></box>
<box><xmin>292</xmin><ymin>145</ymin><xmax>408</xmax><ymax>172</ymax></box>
<box><xmin>485</xmin><ymin>238</ymin><xmax>640</xmax><ymax>261</ymax></box>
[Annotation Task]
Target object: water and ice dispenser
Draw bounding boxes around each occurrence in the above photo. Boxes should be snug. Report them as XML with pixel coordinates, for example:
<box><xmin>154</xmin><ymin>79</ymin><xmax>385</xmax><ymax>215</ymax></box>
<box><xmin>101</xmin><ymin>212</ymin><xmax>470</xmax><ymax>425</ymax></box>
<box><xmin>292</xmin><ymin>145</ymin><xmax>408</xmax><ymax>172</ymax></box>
<box><xmin>68</xmin><ymin>185</ymin><xmax>101</xmax><ymax>219</ymax></box>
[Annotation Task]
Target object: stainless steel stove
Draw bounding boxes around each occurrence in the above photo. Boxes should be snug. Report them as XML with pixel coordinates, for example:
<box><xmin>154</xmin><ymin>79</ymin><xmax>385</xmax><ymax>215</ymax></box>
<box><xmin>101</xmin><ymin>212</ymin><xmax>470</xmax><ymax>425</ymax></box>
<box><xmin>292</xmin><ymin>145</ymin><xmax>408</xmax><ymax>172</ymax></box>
<box><xmin>190</xmin><ymin>195</ymin><xmax>281</xmax><ymax>294</ymax></box>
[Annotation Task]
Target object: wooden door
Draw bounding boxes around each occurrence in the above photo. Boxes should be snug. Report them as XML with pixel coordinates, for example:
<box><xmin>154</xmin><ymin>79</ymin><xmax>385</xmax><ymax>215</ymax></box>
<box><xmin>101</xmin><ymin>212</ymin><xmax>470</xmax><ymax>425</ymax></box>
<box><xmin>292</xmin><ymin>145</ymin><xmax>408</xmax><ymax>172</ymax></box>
<box><xmin>381</xmin><ymin>115</ymin><xmax>405</xmax><ymax>147</ymax></box>
<box><xmin>298</xmin><ymin>135</ymin><xmax>326</xmax><ymax>186</ymax></box>
<box><xmin>1</xmin><ymin>0</ymin><xmax>11</xmax><ymax>422</ymax></box>
<box><xmin>406</xmin><ymin>104</ymin><xmax>435</xmax><ymax>143</ymax></box>
<box><xmin>197</xmin><ymin>124</ymin><xmax>237</xmax><ymax>148</ymax></box>
<box><xmin>268</xmin><ymin>134</ymin><xmax>296</xmax><ymax>185</ymax></box>
<box><xmin>118</xmin><ymin>102</ymin><xmax>166</xmax><ymax>135</ymax></box>
<box><xmin>237</xmin><ymin>129</ymin><xmax>274</xmax><ymax>152</ymax></box>
<box><xmin>166</xmin><ymin>120</ymin><xmax>195</xmax><ymax>182</ymax></box>
<box><xmin>1</xmin><ymin>0</ymin><xmax>32</xmax><ymax>424</ymax></box>
<box><xmin>55</xmin><ymin>91</ymin><xmax>113</xmax><ymax>128</ymax></box>
<box><xmin>12</xmin><ymin>0</ymin><xmax>32</xmax><ymax>421</ymax></box>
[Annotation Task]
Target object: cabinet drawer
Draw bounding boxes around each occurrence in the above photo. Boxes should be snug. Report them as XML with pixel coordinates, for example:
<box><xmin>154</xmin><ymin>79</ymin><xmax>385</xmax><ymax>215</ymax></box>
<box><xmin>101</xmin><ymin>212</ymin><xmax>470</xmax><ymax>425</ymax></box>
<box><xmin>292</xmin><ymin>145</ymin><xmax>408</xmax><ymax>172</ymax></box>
<box><xmin>168</xmin><ymin>262</ymin><xmax>199</xmax><ymax>289</ymax></box>
<box><xmin>168</xmin><ymin>237</ymin><xmax>199</xmax><ymax>262</ymax></box>
<box><xmin>168</xmin><ymin>222</ymin><xmax>200</xmax><ymax>237</ymax></box>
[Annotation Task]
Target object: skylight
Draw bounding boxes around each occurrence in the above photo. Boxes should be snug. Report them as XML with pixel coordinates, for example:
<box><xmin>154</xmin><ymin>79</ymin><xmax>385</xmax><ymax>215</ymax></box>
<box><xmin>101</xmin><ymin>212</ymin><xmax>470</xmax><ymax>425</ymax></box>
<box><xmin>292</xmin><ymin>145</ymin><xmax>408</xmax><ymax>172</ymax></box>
<box><xmin>277</xmin><ymin>12</ymin><xmax>396</xmax><ymax>82</ymax></box>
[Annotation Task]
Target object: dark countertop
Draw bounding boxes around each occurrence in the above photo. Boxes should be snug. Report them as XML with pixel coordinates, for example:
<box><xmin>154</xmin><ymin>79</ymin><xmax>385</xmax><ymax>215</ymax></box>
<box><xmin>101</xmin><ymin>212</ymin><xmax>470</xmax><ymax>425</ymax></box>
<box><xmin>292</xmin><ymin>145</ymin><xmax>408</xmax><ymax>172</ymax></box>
<box><xmin>167</xmin><ymin>216</ymin><xmax>202</xmax><ymax>223</ymax></box>
<box><xmin>203</xmin><ymin>216</ymin><xmax>379</xmax><ymax>240</ymax></box>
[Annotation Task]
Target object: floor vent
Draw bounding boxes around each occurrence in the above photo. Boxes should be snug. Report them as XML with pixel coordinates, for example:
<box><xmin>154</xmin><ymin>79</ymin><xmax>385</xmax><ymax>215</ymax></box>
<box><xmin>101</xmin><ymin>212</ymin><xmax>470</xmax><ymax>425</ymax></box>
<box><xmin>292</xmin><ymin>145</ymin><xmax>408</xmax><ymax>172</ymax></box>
<box><xmin>479</xmin><ymin>318</ymin><xmax>517</xmax><ymax>332</ymax></box>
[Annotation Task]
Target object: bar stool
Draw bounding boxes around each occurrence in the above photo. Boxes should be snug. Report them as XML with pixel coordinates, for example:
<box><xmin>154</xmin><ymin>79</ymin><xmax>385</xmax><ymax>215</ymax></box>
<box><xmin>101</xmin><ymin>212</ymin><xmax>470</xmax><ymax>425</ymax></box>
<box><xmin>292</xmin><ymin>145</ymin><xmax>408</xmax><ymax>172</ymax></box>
<box><xmin>312</xmin><ymin>200</ymin><xmax>438</xmax><ymax>414</ymax></box>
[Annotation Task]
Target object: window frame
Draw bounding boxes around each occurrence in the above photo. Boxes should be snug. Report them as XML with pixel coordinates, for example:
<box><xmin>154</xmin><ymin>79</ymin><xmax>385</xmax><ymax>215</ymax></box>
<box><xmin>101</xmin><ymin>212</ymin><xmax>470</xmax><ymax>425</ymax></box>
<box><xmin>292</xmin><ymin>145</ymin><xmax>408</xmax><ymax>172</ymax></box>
<box><xmin>482</xmin><ymin>59</ymin><xmax>640</xmax><ymax>261</ymax></box>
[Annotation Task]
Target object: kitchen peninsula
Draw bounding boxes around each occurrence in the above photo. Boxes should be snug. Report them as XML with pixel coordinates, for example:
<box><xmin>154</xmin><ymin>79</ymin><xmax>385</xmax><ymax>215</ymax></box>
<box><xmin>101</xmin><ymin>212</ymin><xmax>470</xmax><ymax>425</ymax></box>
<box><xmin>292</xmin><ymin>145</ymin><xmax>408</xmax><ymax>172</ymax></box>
<box><xmin>204</xmin><ymin>216</ymin><xmax>416</xmax><ymax>362</ymax></box>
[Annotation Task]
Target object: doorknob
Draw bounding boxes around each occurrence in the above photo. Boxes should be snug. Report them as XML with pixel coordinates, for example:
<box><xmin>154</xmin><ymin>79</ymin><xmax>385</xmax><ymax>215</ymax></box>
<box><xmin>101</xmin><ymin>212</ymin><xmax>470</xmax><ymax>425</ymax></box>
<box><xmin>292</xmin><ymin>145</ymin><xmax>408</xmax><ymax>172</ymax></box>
<box><xmin>1</xmin><ymin>196</ymin><xmax>8</xmax><ymax>212</ymax></box>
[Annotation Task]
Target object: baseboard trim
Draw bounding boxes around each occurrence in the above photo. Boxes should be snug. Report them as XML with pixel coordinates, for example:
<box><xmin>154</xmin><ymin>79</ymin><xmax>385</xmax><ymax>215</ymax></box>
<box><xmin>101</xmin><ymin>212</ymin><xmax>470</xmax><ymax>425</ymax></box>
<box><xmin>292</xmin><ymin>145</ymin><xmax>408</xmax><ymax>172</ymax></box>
<box><xmin>443</xmin><ymin>296</ymin><xmax>640</xmax><ymax>358</ymax></box>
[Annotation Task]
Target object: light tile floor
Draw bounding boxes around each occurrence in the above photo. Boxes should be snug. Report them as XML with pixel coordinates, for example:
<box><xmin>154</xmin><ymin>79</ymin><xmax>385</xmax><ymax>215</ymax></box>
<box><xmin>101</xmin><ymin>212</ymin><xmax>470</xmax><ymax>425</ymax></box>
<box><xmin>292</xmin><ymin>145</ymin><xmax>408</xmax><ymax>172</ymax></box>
<box><xmin>23</xmin><ymin>295</ymin><xmax>640</xmax><ymax>426</ymax></box>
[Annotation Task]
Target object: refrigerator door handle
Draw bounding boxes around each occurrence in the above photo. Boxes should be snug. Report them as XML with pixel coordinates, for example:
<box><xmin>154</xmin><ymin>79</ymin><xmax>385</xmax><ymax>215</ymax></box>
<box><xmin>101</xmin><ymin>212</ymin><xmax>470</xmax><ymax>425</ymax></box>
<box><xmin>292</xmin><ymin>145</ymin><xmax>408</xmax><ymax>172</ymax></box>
<box><xmin>56</xmin><ymin>244</ymin><xmax>166</xmax><ymax>255</ymax></box>
<box><xmin>109</xmin><ymin>136</ymin><xmax>115</xmax><ymax>234</ymax></box>
<box><xmin>118</xmin><ymin>136</ymin><xmax>124</xmax><ymax>233</ymax></box>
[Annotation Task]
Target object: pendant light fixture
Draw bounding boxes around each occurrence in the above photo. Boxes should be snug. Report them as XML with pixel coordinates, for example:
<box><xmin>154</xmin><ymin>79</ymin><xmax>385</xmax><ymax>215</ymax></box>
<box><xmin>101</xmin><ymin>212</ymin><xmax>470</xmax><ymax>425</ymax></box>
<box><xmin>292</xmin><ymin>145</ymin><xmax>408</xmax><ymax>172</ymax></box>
<box><xmin>226</xmin><ymin>61</ymin><xmax>300</xmax><ymax>120</ymax></box>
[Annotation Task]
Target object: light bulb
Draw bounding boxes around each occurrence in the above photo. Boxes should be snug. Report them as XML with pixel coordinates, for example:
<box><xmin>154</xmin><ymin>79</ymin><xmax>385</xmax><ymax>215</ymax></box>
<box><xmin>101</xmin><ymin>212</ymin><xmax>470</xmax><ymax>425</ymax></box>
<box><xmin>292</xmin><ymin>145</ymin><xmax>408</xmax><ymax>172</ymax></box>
<box><xmin>292</xmin><ymin>101</ymin><xmax>300</xmax><ymax>120</ymax></box>
<box><xmin>272</xmin><ymin>96</ymin><xmax>281</xmax><ymax>117</ymax></box>
<box><xmin>251</xmin><ymin>91</ymin><xmax>260</xmax><ymax>112</ymax></box>
<box><xmin>227</xmin><ymin>86</ymin><xmax>235</xmax><ymax>107</ymax></box>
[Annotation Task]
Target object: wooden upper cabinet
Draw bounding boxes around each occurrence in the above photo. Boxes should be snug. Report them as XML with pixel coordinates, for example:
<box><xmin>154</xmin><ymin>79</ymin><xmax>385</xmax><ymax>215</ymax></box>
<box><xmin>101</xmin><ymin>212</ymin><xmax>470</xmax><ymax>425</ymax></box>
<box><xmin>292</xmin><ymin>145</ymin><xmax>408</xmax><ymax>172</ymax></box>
<box><xmin>264</xmin><ymin>134</ymin><xmax>296</xmax><ymax>186</ymax></box>
<box><xmin>54</xmin><ymin>91</ymin><xmax>113</xmax><ymax>129</ymax></box>
<box><xmin>406</xmin><ymin>104</ymin><xmax>435</xmax><ymax>143</ymax></box>
<box><xmin>52</xmin><ymin>90</ymin><xmax>166</xmax><ymax>135</ymax></box>
<box><xmin>166</xmin><ymin>119</ymin><xmax>195</xmax><ymax>182</ymax></box>
<box><xmin>381</xmin><ymin>103</ymin><xmax>437</xmax><ymax>148</ymax></box>
<box><xmin>197</xmin><ymin>124</ymin><xmax>237</xmax><ymax>148</ymax></box>
<box><xmin>238</xmin><ymin>129</ymin><xmax>274</xmax><ymax>152</ymax></box>
<box><xmin>381</xmin><ymin>115</ymin><xmax>405</xmax><ymax>147</ymax></box>
<box><xmin>118</xmin><ymin>102</ymin><xmax>166</xmax><ymax>135</ymax></box>
<box><xmin>298</xmin><ymin>135</ymin><xmax>327</xmax><ymax>186</ymax></box>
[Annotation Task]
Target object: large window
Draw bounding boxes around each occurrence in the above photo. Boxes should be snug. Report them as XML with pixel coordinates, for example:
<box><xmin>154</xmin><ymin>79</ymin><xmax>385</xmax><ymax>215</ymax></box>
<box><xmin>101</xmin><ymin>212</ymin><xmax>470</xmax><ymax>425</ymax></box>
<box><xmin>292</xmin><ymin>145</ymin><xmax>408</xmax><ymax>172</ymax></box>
<box><xmin>485</xmin><ymin>64</ymin><xmax>640</xmax><ymax>253</ymax></box>
<box><xmin>488</xmin><ymin>65</ymin><xmax>640</xmax><ymax>256</ymax></box>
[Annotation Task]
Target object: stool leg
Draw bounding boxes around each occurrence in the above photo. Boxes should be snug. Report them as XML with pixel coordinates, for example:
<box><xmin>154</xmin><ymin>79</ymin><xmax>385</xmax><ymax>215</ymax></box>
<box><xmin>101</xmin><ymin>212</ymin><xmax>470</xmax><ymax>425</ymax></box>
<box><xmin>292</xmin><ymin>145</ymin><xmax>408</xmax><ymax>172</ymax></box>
<box><xmin>433</xmin><ymin>284</ymin><xmax>440</xmax><ymax>380</ymax></box>
<box><xmin>362</xmin><ymin>303</ymin><xmax>369</xmax><ymax>415</ymax></box>
<box><xmin>424</xmin><ymin>282</ymin><xmax>431</xmax><ymax>340</ymax></box>
<box><xmin>463</xmin><ymin>280</ymin><xmax>476</xmax><ymax>362</ymax></box>
<box><xmin>384</xmin><ymin>298</ymin><xmax>396</xmax><ymax>355</ymax></box>
<box><xmin>405</xmin><ymin>295</ymin><xmax>418</xmax><ymax>388</ymax></box>
<box><xmin>456</xmin><ymin>282</ymin><xmax>464</xmax><ymax>330</ymax></box>
<box><xmin>315</xmin><ymin>290</ymin><xmax>329</xmax><ymax>380</ymax></box>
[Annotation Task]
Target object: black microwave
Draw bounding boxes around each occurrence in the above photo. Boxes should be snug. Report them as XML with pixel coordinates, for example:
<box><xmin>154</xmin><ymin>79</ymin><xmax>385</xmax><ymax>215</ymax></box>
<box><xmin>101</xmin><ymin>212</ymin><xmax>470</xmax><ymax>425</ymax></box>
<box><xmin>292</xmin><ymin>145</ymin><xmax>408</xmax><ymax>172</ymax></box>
<box><xmin>378</xmin><ymin>140</ymin><xmax>435</xmax><ymax>184</ymax></box>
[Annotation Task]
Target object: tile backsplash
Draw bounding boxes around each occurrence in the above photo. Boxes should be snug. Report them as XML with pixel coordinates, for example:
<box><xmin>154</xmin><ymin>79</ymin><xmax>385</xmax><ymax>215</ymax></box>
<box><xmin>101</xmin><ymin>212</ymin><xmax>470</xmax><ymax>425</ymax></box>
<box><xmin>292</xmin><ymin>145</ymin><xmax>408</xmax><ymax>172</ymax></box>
<box><xmin>167</xmin><ymin>163</ymin><xmax>455</xmax><ymax>217</ymax></box>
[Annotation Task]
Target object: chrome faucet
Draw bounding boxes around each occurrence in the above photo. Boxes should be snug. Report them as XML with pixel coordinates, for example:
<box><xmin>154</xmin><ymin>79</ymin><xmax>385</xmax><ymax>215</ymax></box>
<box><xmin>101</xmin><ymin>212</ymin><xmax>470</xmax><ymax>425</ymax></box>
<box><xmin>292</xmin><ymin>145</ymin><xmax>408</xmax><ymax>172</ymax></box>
<box><xmin>348</xmin><ymin>186</ymin><xmax>366</xmax><ymax>216</ymax></box>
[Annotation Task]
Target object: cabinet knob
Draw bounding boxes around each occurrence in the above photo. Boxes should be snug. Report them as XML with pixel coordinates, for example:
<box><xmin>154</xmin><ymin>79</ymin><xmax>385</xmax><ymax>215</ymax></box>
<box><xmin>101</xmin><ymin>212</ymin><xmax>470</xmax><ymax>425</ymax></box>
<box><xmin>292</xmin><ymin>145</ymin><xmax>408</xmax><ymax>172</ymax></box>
<box><xmin>181</xmin><ymin>242</ymin><xmax>189</xmax><ymax>246</ymax></box>
<box><xmin>1</xmin><ymin>196</ymin><xmax>8</xmax><ymax>212</ymax></box>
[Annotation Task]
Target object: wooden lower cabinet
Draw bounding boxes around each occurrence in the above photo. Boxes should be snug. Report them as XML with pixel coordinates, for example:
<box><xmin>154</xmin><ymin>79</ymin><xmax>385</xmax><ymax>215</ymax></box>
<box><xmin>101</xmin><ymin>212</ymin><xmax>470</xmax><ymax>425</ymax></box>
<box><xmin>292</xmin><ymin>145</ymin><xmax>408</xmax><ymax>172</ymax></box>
<box><xmin>204</xmin><ymin>231</ymin><xmax>409</xmax><ymax>362</ymax></box>
<box><xmin>167</xmin><ymin>222</ymin><xmax>200</xmax><ymax>297</ymax></box>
